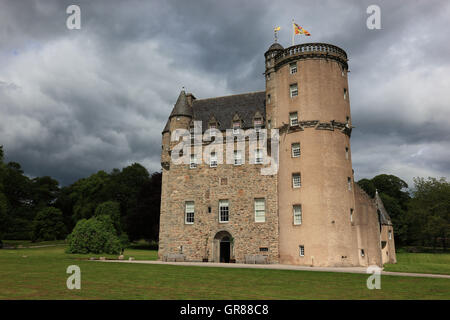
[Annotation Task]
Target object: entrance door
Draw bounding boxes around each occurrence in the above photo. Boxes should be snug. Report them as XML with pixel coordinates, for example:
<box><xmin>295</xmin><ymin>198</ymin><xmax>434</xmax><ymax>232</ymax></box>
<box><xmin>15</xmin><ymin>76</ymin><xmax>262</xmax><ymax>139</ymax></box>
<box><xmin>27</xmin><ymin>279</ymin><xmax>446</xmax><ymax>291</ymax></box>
<box><xmin>220</xmin><ymin>237</ymin><xmax>231</xmax><ymax>263</ymax></box>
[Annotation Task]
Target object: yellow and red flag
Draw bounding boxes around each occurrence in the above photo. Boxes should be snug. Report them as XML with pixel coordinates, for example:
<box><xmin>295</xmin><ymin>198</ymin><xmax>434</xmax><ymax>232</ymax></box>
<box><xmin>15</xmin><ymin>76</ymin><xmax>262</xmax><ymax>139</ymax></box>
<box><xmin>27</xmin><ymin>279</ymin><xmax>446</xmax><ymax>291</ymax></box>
<box><xmin>293</xmin><ymin>23</ymin><xmax>311</xmax><ymax>36</ymax></box>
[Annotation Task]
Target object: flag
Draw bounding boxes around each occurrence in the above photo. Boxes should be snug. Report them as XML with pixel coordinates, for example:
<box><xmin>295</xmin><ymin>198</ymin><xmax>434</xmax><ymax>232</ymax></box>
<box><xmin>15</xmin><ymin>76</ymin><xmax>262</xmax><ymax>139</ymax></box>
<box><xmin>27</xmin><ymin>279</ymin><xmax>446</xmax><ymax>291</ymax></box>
<box><xmin>293</xmin><ymin>23</ymin><xmax>311</xmax><ymax>36</ymax></box>
<box><xmin>274</xmin><ymin>26</ymin><xmax>281</xmax><ymax>31</ymax></box>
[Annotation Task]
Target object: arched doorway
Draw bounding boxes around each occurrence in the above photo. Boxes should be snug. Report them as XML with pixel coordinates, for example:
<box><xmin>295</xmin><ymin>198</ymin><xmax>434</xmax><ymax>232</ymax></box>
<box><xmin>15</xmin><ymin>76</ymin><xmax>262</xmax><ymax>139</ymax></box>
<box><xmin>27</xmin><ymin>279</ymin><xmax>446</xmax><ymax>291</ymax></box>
<box><xmin>214</xmin><ymin>231</ymin><xmax>232</xmax><ymax>263</ymax></box>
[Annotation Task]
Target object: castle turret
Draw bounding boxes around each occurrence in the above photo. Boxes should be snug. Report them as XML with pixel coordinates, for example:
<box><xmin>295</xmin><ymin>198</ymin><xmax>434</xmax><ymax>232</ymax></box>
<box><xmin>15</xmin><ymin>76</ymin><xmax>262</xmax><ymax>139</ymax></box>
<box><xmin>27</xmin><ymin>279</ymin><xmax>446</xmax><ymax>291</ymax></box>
<box><xmin>161</xmin><ymin>90</ymin><xmax>195</xmax><ymax>170</ymax></box>
<box><xmin>266</xmin><ymin>42</ymin><xmax>356</xmax><ymax>266</ymax></box>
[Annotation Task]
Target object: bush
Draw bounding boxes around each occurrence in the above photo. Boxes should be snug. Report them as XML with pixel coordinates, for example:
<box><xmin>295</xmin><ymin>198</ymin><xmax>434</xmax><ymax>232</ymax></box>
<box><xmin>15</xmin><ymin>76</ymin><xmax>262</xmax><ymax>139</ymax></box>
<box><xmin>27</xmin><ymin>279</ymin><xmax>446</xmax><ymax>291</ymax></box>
<box><xmin>66</xmin><ymin>215</ymin><xmax>121</xmax><ymax>254</ymax></box>
<box><xmin>31</xmin><ymin>207</ymin><xmax>67</xmax><ymax>242</ymax></box>
<box><xmin>94</xmin><ymin>201</ymin><xmax>122</xmax><ymax>234</ymax></box>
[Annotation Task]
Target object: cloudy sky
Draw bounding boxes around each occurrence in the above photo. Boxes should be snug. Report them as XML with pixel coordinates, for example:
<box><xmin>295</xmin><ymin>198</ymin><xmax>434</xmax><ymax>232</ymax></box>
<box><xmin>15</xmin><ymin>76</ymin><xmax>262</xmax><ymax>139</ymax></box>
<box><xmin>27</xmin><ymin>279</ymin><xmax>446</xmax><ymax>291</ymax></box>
<box><xmin>0</xmin><ymin>0</ymin><xmax>449</xmax><ymax>187</ymax></box>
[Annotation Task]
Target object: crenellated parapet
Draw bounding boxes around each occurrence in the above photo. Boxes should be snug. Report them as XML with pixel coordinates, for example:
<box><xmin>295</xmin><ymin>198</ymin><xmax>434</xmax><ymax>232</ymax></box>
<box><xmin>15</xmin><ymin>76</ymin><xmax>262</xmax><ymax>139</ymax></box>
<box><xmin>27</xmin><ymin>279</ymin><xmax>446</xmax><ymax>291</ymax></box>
<box><xmin>272</xmin><ymin>43</ymin><xmax>348</xmax><ymax>71</ymax></box>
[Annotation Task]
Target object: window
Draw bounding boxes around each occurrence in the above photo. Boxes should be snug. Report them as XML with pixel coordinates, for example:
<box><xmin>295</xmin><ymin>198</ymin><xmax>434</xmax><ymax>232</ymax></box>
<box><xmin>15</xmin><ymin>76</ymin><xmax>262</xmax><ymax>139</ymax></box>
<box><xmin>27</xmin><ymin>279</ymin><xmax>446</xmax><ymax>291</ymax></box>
<box><xmin>267</xmin><ymin>94</ymin><xmax>271</xmax><ymax>104</ymax></box>
<box><xmin>234</xmin><ymin>150</ymin><xmax>242</xmax><ymax>165</ymax></box>
<box><xmin>190</xmin><ymin>127</ymin><xmax>195</xmax><ymax>140</ymax></box>
<box><xmin>389</xmin><ymin>230</ymin><xmax>392</xmax><ymax>240</ymax></box>
<box><xmin>361</xmin><ymin>249</ymin><xmax>365</xmax><ymax>257</ymax></box>
<box><xmin>233</xmin><ymin>121</ymin><xmax>241</xmax><ymax>134</ymax></box>
<box><xmin>268</xmin><ymin>120</ymin><xmax>271</xmax><ymax>129</ymax></box>
<box><xmin>210</xmin><ymin>152</ymin><xmax>217</xmax><ymax>168</ymax></box>
<box><xmin>209</xmin><ymin>124</ymin><xmax>217</xmax><ymax>137</ymax></box>
<box><xmin>255</xmin><ymin>149</ymin><xmax>263</xmax><ymax>164</ymax></box>
<box><xmin>342</xmin><ymin>69</ymin><xmax>345</xmax><ymax>77</ymax></box>
<box><xmin>289</xmin><ymin>112</ymin><xmax>298</xmax><ymax>126</ymax></box>
<box><xmin>344</xmin><ymin>88</ymin><xmax>347</xmax><ymax>100</ymax></box>
<box><xmin>290</xmin><ymin>83</ymin><xmax>298</xmax><ymax>97</ymax></box>
<box><xmin>254</xmin><ymin>118</ymin><xmax>263</xmax><ymax>132</ymax></box>
<box><xmin>293</xmin><ymin>205</ymin><xmax>302</xmax><ymax>225</ymax></box>
<box><xmin>292</xmin><ymin>143</ymin><xmax>301</xmax><ymax>158</ymax></box>
<box><xmin>292</xmin><ymin>173</ymin><xmax>301</xmax><ymax>188</ymax></box>
<box><xmin>345</xmin><ymin>147</ymin><xmax>349</xmax><ymax>160</ymax></box>
<box><xmin>350</xmin><ymin>208</ymin><xmax>354</xmax><ymax>223</ymax></box>
<box><xmin>219</xmin><ymin>200</ymin><xmax>229</xmax><ymax>223</ymax></box>
<box><xmin>259</xmin><ymin>247</ymin><xmax>269</xmax><ymax>252</ymax></box>
<box><xmin>190</xmin><ymin>154</ymin><xmax>197</xmax><ymax>169</ymax></box>
<box><xmin>290</xmin><ymin>62</ymin><xmax>297</xmax><ymax>74</ymax></box>
<box><xmin>348</xmin><ymin>177</ymin><xmax>352</xmax><ymax>190</ymax></box>
<box><xmin>254</xmin><ymin>198</ymin><xmax>265</xmax><ymax>222</ymax></box>
<box><xmin>185</xmin><ymin>201</ymin><xmax>194</xmax><ymax>224</ymax></box>
<box><xmin>299</xmin><ymin>245</ymin><xmax>305</xmax><ymax>257</ymax></box>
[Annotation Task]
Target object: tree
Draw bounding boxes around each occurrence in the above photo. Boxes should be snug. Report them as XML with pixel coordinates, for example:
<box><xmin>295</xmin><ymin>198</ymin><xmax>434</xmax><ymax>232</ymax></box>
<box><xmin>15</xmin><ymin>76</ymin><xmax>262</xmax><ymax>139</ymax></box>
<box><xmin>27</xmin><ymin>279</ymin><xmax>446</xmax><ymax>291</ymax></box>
<box><xmin>0</xmin><ymin>146</ymin><xmax>7</xmax><ymax>246</ymax></box>
<box><xmin>69</xmin><ymin>171</ymin><xmax>111</xmax><ymax>221</ymax></box>
<box><xmin>31</xmin><ymin>207</ymin><xmax>67</xmax><ymax>242</ymax></box>
<box><xmin>66</xmin><ymin>215</ymin><xmax>121</xmax><ymax>254</ymax></box>
<box><xmin>124</xmin><ymin>171</ymin><xmax>161</xmax><ymax>241</ymax></box>
<box><xmin>30</xmin><ymin>176</ymin><xmax>60</xmax><ymax>209</ymax></box>
<box><xmin>372</xmin><ymin>174</ymin><xmax>410</xmax><ymax>209</ymax></box>
<box><xmin>357</xmin><ymin>178</ymin><xmax>376</xmax><ymax>198</ymax></box>
<box><xmin>357</xmin><ymin>174</ymin><xmax>411</xmax><ymax>246</ymax></box>
<box><xmin>408</xmin><ymin>177</ymin><xmax>450</xmax><ymax>250</ymax></box>
<box><xmin>94</xmin><ymin>201</ymin><xmax>122</xmax><ymax>235</ymax></box>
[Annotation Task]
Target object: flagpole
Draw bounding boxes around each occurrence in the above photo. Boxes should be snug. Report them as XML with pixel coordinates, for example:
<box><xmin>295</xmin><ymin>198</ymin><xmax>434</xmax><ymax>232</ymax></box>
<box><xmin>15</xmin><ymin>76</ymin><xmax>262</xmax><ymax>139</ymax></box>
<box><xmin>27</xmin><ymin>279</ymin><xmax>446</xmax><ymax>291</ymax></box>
<box><xmin>292</xmin><ymin>19</ymin><xmax>295</xmax><ymax>46</ymax></box>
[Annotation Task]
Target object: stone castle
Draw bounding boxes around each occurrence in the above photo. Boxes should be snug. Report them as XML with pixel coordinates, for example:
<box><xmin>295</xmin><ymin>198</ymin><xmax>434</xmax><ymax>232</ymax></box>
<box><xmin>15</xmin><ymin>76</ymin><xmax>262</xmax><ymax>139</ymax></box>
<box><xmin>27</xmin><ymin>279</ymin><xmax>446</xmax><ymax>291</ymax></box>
<box><xmin>158</xmin><ymin>42</ymin><xmax>396</xmax><ymax>267</ymax></box>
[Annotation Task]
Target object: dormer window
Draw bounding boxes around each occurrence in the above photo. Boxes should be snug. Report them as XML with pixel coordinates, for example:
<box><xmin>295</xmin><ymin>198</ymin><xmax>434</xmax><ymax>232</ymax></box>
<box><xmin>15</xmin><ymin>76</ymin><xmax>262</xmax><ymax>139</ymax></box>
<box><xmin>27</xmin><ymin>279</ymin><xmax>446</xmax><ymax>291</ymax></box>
<box><xmin>233</xmin><ymin>121</ymin><xmax>241</xmax><ymax>134</ymax></box>
<box><xmin>289</xmin><ymin>112</ymin><xmax>298</xmax><ymax>127</ymax></box>
<box><xmin>254</xmin><ymin>118</ymin><xmax>263</xmax><ymax>132</ymax></box>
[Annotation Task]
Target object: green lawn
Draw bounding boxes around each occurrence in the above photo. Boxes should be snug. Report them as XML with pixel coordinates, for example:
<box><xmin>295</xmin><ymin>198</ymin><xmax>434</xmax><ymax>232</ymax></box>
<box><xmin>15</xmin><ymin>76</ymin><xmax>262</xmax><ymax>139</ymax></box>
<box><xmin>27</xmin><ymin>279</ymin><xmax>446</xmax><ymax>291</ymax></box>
<box><xmin>0</xmin><ymin>246</ymin><xmax>449</xmax><ymax>299</ymax></box>
<box><xmin>2</xmin><ymin>240</ymin><xmax>68</xmax><ymax>248</ymax></box>
<box><xmin>384</xmin><ymin>252</ymin><xmax>450</xmax><ymax>275</ymax></box>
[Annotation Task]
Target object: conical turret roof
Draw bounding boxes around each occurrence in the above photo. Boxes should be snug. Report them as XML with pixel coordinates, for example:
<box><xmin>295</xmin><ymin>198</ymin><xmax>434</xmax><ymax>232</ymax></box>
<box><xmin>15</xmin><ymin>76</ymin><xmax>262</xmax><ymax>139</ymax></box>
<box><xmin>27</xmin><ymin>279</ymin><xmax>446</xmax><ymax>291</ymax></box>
<box><xmin>162</xmin><ymin>118</ymin><xmax>170</xmax><ymax>134</ymax></box>
<box><xmin>169</xmin><ymin>90</ymin><xmax>193</xmax><ymax>118</ymax></box>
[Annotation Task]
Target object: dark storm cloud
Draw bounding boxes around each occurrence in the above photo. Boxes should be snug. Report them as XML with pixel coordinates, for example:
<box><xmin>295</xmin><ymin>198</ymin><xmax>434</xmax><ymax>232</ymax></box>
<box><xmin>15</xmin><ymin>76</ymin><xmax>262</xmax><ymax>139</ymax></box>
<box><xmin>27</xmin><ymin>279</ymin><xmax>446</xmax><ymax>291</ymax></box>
<box><xmin>0</xmin><ymin>0</ymin><xmax>449</xmax><ymax>186</ymax></box>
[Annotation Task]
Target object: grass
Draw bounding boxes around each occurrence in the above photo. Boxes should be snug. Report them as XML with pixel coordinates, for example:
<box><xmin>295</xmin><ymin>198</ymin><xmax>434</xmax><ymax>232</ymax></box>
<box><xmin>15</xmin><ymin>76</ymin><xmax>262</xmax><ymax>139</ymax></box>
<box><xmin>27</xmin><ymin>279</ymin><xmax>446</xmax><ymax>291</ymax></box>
<box><xmin>0</xmin><ymin>245</ymin><xmax>449</xmax><ymax>299</ymax></box>
<box><xmin>2</xmin><ymin>239</ymin><xmax>68</xmax><ymax>248</ymax></box>
<box><xmin>384</xmin><ymin>252</ymin><xmax>450</xmax><ymax>275</ymax></box>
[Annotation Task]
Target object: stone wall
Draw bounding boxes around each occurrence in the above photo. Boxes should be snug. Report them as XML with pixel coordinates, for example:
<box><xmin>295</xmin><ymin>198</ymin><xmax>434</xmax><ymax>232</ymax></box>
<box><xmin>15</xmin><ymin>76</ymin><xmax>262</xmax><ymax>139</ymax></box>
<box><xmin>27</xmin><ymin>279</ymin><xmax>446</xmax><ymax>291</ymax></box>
<box><xmin>158</xmin><ymin>138</ymin><xmax>279</xmax><ymax>263</ymax></box>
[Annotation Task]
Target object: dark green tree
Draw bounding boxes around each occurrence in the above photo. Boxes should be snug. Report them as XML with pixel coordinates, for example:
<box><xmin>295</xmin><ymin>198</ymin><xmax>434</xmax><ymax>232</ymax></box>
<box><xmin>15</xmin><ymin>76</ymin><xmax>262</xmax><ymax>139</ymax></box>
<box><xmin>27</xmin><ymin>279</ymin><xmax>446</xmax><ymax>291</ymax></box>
<box><xmin>94</xmin><ymin>201</ymin><xmax>122</xmax><ymax>234</ymax></box>
<box><xmin>31</xmin><ymin>207</ymin><xmax>67</xmax><ymax>241</ymax></box>
<box><xmin>30</xmin><ymin>176</ymin><xmax>60</xmax><ymax>209</ymax></box>
<box><xmin>69</xmin><ymin>171</ymin><xmax>111</xmax><ymax>221</ymax></box>
<box><xmin>408</xmin><ymin>177</ymin><xmax>450</xmax><ymax>250</ymax></box>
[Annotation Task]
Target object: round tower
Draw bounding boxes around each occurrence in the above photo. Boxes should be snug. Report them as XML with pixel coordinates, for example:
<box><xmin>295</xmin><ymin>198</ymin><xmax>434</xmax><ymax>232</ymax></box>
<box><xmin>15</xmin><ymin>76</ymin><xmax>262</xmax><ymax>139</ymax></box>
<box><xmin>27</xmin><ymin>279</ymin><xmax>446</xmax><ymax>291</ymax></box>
<box><xmin>265</xmin><ymin>43</ymin><xmax>357</xmax><ymax>266</ymax></box>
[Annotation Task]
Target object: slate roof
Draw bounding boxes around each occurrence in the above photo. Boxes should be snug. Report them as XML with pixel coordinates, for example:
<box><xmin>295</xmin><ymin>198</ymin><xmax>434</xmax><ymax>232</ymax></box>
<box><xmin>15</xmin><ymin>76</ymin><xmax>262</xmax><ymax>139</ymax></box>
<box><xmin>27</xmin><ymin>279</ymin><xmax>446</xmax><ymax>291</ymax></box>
<box><xmin>375</xmin><ymin>191</ymin><xmax>393</xmax><ymax>226</ymax></box>
<box><xmin>169</xmin><ymin>90</ymin><xmax>193</xmax><ymax>118</ymax></box>
<box><xmin>191</xmin><ymin>91</ymin><xmax>266</xmax><ymax>132</ymax></box>
<box><xmin>162</xmin><ymin>118</ymin><xmax>170</xmax><ymax>134</ymax></box>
